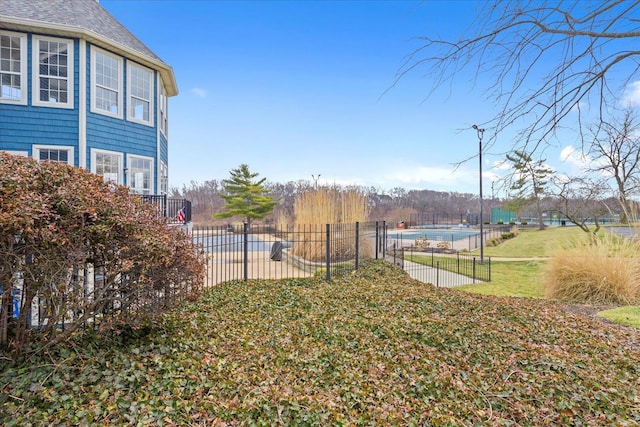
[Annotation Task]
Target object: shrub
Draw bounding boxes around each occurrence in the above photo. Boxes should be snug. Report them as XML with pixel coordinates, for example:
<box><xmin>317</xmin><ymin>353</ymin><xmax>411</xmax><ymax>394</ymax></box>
<box><xmin>497</xmin><ymin>220</ymin><xmax>504</xmax><ymax>225</ymax></box>
<box><xmin>0</xmin><ymin>153</ymin><xmax>205</xmax><ymax>358</ymax></box>
<box><xmin>544</xmin><ymin>234</ymin><xmax>640</xmax><ymax>305</ymax></box>
<box><xmin>485</xmin><ymin>237</ymin><xmax>502</xmax><ymax>247</ymax></box>
<box><xmin>520</xmin><ymin>221</ymin><xmax>528</xmax><ymax>225</ymax></box>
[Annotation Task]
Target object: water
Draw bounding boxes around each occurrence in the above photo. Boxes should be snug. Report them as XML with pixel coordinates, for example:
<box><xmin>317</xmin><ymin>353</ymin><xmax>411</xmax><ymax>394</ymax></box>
<box><xmin>193</xmin><ymin>233</ymin><xmax>279</xmax><ymax>252</ymax></box>
<box><xmin>387</xmin><ymin>229</ymin><xmax>480</xmax><ymax>244</ymax></box>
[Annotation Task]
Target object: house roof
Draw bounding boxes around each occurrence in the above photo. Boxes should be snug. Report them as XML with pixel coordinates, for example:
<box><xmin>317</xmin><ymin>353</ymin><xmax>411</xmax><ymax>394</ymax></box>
<box><xmin>0</xmin><ymin>0</ymin><xmax>178</xmax><ymax>96</ymax></box>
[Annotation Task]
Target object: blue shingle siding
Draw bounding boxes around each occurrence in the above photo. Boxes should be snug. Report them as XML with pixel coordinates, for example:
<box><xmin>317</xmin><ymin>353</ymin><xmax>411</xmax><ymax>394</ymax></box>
<box><xmin>86</xmin><ymin>113</ymin><xmax>157</xmax><ymax>158</ymax></box>
<box><xmin>1</xmin><ymin>0</ymin><xmax>175</xmax><ymax>194</ymax></box>
<box><xmin>160</xmin><ymin>133</ymin><xmax>168</xmax><ymax>164</ymax></box>
<box><xmin>0</xmin><ymin>104</ymin><xmax>80</xmax><ymax>164</ymax></box>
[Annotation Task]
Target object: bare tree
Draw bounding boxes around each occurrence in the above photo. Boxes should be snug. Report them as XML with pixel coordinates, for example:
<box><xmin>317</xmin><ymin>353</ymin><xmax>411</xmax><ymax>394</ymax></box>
<box><xmin>588</xmin><ymin>109</ymin><xmax>640</xmax><ymax>222</ymax></box>
<box><xmin>395</xmin><ymin>1</ymin><xmax>640</xmax><ymax>154</ymax></box>
<box><xmin>549</xmin><ymin>175</ymin><xmax>611</xmax><ymax>237</ymax></box>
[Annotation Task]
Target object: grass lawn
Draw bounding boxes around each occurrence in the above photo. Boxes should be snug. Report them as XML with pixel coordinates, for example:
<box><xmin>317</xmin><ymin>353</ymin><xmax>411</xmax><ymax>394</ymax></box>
<box><xmin>463</xmin><ymin>225</ymin><xmax>640</xmax><ymax>327</ymax></box>
<box><xmin>1</xmin><ymin>261</ymin><xmax>639</xmax><ymax>425</ymax></box>
<box><xmin>474</xmin><ymin>226</ymin><xmax>588</xmax><ymax>258</ymax></box>
<box><xmin>598</xmin><ymin>306</ymin><xmax>640</xmax><ymax>327</ymax></box>
<box><xmin>459</xmin><ymin>260</ymin><xmax>546</xmax><ymax>298</ymax></box>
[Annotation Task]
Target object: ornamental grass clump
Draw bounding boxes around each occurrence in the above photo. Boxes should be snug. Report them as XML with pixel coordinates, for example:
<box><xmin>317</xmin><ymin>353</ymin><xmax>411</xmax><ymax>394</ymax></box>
<box><xmin>544</xmin><ymin>233</ymin><xmax>640</xmax><ymax>305</ymax></box>
<box><xmin>291</xmin><ymin>187</ymin><xmax>371</xmax><ymax>262</ymax></box>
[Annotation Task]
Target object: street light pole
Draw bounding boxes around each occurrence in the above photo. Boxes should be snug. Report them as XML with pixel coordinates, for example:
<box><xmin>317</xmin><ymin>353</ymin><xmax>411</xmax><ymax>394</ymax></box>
<box><xmin>311</xmin><ymin>174</ymin><xmax>321</xmax><ymax>190</ymax></box>
<box><xmin>472</xmin><ymin>124</ymin><xmax>485</xmax><ymax>263</ymax></box>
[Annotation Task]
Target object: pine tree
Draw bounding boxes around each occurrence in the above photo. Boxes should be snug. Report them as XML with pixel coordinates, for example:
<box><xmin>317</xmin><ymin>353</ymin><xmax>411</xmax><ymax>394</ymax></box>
<box><xmin>505</xmin><ymin>151</ymin><xmax>553</xmax><ymax>230</ymax></box>
<box><xmin>214</xmin><ymin>164</ymin><xmax>278</xmax><ymax>227</ymax></box>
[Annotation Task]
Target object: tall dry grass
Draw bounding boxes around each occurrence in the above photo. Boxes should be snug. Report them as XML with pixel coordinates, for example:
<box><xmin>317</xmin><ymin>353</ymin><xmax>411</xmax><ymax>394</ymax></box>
<box><xmin>291</xmin><ymin>188</ymin><xmax>371</xmax><ymax>262</ymax></box>
<box><xmin>544</xmin><ymin>232</ymin><xmax>640</xmax><ymax>305</ymax></box>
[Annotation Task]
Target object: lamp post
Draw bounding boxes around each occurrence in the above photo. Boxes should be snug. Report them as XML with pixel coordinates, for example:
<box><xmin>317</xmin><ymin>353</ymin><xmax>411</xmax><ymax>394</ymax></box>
<box><xmin>311</xmin><ymin>174</ymin><xmax>321</xmax><ymax>190</ymax></box>
<box><xmin>472</xmin><ymin>124</ymin><xmax>485</xmax><ymax>263</ymax></box>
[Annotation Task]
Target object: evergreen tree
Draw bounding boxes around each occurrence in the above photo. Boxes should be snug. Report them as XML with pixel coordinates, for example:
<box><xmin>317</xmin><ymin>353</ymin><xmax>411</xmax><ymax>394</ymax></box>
<box><xmin>214</xmin><ymin>164</ymin><xmax>278</xmax><ymax>227</ymax></box>
<box><xmin>505</xmin><ymin>151</ymin><xmax>553</xmax><ymax>230</ymax></box>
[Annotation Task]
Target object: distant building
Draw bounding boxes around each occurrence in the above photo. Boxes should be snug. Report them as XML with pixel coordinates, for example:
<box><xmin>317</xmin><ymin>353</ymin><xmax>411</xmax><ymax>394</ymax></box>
<box><xmin>0</xmin><ymin>0</ymin><xmax>178</xmax><ymax>195</ymax></box>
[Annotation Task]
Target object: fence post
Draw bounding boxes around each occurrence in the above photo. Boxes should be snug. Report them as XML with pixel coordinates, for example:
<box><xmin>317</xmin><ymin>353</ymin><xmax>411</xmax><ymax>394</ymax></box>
<box><xmin>382</xmin><ymin>220</ymin><xmax>387</xmax><ymax>258</ymax></box>
<box><xmin>243</xmin><ymin>222</ymin><xmax>249</xmax><ymax>281</ymax></box>
<box><xmin>436</xmin><ymin>261</ymin><xmax>440</xmax><ymax>288</ymax></box>
<box><xmin>326</xmin><ymin>224</ymin><xmax>331</xmax><ymax>282</ymax></box>
<box><xmin>393</xmin><ymin>243</ymin><xmax>397</xmax><ymax>265</ymax></box>
<box><xmin>375</xmin><ymin>221</ymin><xmax>379</xmax><ymax>260</ymax></box>
<box><xmin>472</xmin><ymin>257</ymin><xmax>476</xmax><ymax>284</ymax></box>
<box><xmin>457</xmin><ymin>252</ymin><xmax>460</xmax><ymax>274</ymax></box>
<box><xmin>355</xmin><ymin>222</ymin><xmax>360</xmax><ymax>270</ymax></box>
<box><xmin>162</xmin><ymin>194</ymin><xmax>167</xmax><ymax>218</ymax></box>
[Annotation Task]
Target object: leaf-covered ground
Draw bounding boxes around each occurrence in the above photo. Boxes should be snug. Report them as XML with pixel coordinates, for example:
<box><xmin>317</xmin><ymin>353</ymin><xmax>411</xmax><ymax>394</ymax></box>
<box><xmin>2</xmin><ymin>261</ymin><xmax>640</xmax><ymax>426</ymax></box>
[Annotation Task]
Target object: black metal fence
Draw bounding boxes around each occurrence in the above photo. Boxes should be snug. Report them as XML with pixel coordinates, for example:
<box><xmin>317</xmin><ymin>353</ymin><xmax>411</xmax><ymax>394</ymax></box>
<box><xmin>194</xmin><ymin>220</ymin><xmax>494</xmax><ymax>287</ymax></box>
<box><xmin>387</xmin><ymin>245</ymin><xmax>491</xmax><ymax>287</ymax></box>
<box><xmin>385</xmin><ymin>225</ymin><xmax>513</xmax><ymax>253</ymax></box>
<box><xmin>141</xmin><ymin>195</ymin><xmax>192</xmax><ymax>223</ymax></box>
<box><xmin>408</xmin><ymin>212</ymin><xmax>491</xmax><ymax>227</ymax></box>
<box><xmin>194</xmin><ymin>221</ymin><xmax>388</xmax><ymax>286</ymax></box>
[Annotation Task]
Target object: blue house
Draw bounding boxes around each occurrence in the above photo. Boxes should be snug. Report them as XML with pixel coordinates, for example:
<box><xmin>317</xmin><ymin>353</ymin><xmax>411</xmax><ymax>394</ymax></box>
<box><xmin>0</xmin><ymin>0</ymin><xmax>177</xmax><ymax>196</ymax></box>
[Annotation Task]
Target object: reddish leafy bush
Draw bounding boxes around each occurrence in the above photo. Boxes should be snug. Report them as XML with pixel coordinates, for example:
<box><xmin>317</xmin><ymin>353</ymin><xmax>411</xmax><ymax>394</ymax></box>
<box><xmin>0</xmin><ymin>153</ymin><xmax>204</xmax><ymax>358</ymax></box>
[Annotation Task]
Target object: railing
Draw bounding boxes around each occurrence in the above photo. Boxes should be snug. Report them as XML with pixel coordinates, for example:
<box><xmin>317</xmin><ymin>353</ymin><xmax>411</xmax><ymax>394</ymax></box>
<box><xmin>194</xmin><ymin>221</ymin><xmax>388</xmax><ymax>287</ymax></box>
<box><xmin>141</xmin><ymin>195</ymin><xmax>192</xmax><ymax>223</ymax></box>
<box><xmin>389</xmin><ymin>246</ymin><xmax>491</xmax><ymax>286</ymax></box>
<box><xmin>408</xmin><ymin>212</ymin><xmax>491</xmax><ymax>227</ymax></box>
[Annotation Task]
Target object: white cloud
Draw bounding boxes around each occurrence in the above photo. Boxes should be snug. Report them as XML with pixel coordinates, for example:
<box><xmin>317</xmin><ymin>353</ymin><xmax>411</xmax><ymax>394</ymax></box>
<box><xmin>621</xmin><ymin>81</ymin><xmax>640</xmax><ymax>107</ymax></box>
<box><xmin>560</xmin><ymin>145</ymin><xmax>591</xmax><ymax>172</ymax></box>
<box><xmin>492</xmin><ymin>159</ymin><xmax>511</xmax><ymax>171</ymax></box>
<box><xmin>190</xmin><ymin>88</ymin><xmax>208</xmax><ymax>98</ymax></box>
<box><xmin>559</xmin><ymin>145</ymin><xmax>613</xmax><ymax>178</ymax></box>
<box><xmin>377</xmin><ymin>165</ymin><xmax>479</xmax><ymax>193</ymax></box>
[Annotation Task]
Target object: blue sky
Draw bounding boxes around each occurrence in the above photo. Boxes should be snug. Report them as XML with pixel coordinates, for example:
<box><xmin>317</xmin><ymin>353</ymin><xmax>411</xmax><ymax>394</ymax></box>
<box><xmin>100</xmin><ymin>0</ymin><xmax>614</xmax><ymax>196</ymax></box>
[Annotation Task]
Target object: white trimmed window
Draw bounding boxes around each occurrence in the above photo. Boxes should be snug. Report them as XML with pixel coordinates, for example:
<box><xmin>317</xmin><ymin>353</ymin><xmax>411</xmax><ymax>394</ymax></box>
<box><xmin>91</xmin><ymin>47</ymin><xmax>122</xmax><ymax>118</ymax></box>
<box><xmin>159</xmin><ymin>83</ymin><xmax>168</xmax><ymax>136</ymax></box>
<box><xmin>0</xmin><ymin>31</ymin><xmax>27</xmax><ymax>104</ymax></box>
<box><xmin>92</xmin><ymin>149</ymin><xmax>123</xmax><ymax>184</ymax></box>
<box><xmin>159</xmin><ymin>161</ymin><xmax>168</xmax><ymax>195</ymax></box>
<box><xmin>127</xmin><ymin>62</ymin><xmax>153</xmax><ymax>126</ymax></box>
<box><xmin>32</xmin><ymin>36</ymin><xmax>74</xmax><ymax>108</ymax></box>
<box><xmin>33</xmin><ymin>145</ymin><xmax>74</xmax><ymax>165</ymax></box>
<box><xmin>127</xmin><ymin>155</ymin><xmax>153</xmax><ymax>195</ymax></box>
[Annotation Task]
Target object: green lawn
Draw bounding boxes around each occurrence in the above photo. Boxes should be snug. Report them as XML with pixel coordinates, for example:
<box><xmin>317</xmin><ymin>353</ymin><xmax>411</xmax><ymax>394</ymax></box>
<box><xmin>598</xmin><ymin>306</ymin><xmax>640</xmax><ymax>327</ymax></box>
<box><xmin>463</xmin><ymin>225</ymin><xmax>640</xmax><ymax>327</ymax></box>
<box><xmin>1</xmin><ymin>261</ymin><xmax>639</xmax><ymax>425</ymax></box>
<box><xmin>459</xmin><ymin>260</ymin><xmax>546</xmax><ymax>298</ymax></box>
<box><xmin>473</xmin><ymin>226</ymin><xmax>588</xmax><ymax>258</ymax></box>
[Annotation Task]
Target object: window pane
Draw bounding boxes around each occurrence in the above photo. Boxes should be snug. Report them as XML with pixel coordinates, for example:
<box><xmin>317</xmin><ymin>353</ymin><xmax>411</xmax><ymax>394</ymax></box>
<box><xmin>129</xmin><ymin>64</ymin><xmax>151</xmax><ymax>122</ymax></box>
<box><xmin>129</xmin><ymin>157</ymin><xmax>151</xmax><ymax>195</ymax></box>
<box><xmin>94</xmin><ymin>51</ymin><xmax>120</xmax><ymax>113</ymax></box>
<box><xmin>96</xmin><ymin>152</ymin><xmax>119</xmax><ymax>182</ymax></box>
<box><xmin>37</xmin><ymin>39</ymin><xmax>70</xmax><ymax>104</ymax></box>
<box><xmin>0</xmin><ymin>34</ymin><xmax>22</xmax><ymax>100</ymax></box>
<box><xmin>39</xmin><ymin>149</ymin><xmax>69</xmax><ymax>163</ymax></box>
